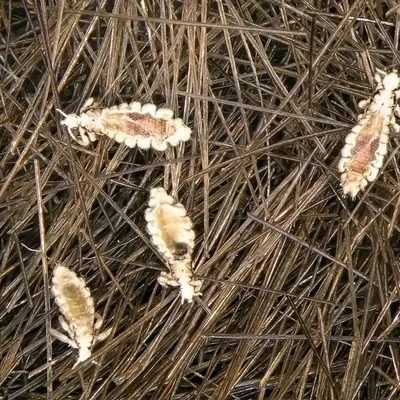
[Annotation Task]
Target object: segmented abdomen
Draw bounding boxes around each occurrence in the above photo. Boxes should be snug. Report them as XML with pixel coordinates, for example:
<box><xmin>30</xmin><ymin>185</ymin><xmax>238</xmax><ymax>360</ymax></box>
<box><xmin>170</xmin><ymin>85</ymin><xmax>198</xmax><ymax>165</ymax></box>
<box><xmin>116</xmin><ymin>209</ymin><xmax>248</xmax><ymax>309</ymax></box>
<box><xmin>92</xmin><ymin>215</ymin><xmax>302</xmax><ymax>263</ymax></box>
<box><xmin>345</xmin><ymin>115</ymin><xmax>383</xmax><ymax>176</ymax></box>
<box><xmin>52</xmin><ymin>265</ymin><xmax>95</xmax><ymax>336</ymax></box>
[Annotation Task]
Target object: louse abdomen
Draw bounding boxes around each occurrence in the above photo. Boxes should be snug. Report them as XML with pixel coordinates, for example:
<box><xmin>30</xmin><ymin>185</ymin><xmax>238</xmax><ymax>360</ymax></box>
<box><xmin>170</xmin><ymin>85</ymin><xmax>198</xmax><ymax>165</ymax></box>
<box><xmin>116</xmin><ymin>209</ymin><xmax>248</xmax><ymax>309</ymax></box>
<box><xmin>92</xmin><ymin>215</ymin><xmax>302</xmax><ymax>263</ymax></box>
<box><xmin>102</xmin><ymin>112</ymin><xmax>173</xmax><ymax>139</ymax></box>
<box><xmin>347</xmin><ymin>120</ymin><xmax>382</xmax><ymax>173</ymax></box>
<box><xmin>59</xmin><ymin>283</ymin><xmax>94</xmax><ymax>326</ymax></box>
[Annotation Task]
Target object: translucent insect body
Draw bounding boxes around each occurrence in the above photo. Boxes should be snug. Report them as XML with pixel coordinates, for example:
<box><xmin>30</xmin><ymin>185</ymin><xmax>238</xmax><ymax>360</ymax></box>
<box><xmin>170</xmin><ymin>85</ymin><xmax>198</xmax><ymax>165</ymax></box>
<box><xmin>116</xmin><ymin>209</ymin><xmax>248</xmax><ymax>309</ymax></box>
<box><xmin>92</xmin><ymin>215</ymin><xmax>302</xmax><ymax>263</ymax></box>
<box><xmin>51</xmin><ymin>264</ymin><xmax>111</xmax><ymax>367</ymax></box>
<box><xmin>145</xmin><ymin>187</ymin><xmax>202</xmax><ymax>303</ymax></box>
<box><xmin>58</xmin><ymin>98</ymin><xmax>192</xmax><ymax>151</ymax></box>
<box><xmin>338</xmin><ymin>69</ymin><xmax>400</xmax><ymax>198</ymax></box>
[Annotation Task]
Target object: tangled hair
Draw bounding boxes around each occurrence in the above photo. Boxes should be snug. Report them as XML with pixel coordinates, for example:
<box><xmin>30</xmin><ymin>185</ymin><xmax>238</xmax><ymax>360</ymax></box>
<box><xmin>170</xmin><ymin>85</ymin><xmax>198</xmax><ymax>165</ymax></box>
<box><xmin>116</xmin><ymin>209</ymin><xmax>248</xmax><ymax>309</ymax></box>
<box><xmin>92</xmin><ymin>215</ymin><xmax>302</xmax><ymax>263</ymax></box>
<box><xmin>1</xmin><ymin>1</ymin><xmax>400</xmax><ymax>399</ymax></box>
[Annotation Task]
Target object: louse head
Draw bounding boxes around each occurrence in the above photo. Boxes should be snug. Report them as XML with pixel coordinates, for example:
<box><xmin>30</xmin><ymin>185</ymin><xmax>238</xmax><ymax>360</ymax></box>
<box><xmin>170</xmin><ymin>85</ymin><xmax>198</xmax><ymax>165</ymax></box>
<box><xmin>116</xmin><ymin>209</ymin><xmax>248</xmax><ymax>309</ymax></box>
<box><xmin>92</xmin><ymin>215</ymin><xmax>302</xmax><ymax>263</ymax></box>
<box><xmin>382</xmin><ymin>71</ymin><xmax>400</xmax><ymax>92</ymax></box>
<box><xmin>73</xmin><ymin>346</ymin><xmax>92</xmax><ymax>368</ymax></box>
<box><xmin>341</xmin><ymin>171</ymin><xmax>364</xmax><ymax>200</ymax></box>
<box><xmin>57</xmin><ymin>112</ymin><xmax>81</xmax><ymax>130</ymax></box>
<box><xmin>179</xmin><ymin>282</ymin><xmax>195</xmax><ymax>304</ymax></box>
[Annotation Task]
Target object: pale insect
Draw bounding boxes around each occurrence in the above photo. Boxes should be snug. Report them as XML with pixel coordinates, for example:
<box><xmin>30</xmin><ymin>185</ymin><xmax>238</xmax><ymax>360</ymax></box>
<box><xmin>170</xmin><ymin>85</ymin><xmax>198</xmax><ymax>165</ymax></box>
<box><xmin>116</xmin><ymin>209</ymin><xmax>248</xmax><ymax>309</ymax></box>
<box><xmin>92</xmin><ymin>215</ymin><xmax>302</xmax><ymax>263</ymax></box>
<box><xmin>57</xmin><ymin>98</ymin><xmax>192</xmax><ymax>151</ymax></box>
<box><xmin>338</xmin><ymin>69</ymin><xmax>400</xmax><ymax>198</ymax></box>
<box><xmin>144</xmin><ymin>187</ymin><xmax>202</xmax><ymax>303</ymax></box>
<box><xmin>51</xmin><ymin>264</ymin><xmax>111</xmax><ymax>368</ymax></box>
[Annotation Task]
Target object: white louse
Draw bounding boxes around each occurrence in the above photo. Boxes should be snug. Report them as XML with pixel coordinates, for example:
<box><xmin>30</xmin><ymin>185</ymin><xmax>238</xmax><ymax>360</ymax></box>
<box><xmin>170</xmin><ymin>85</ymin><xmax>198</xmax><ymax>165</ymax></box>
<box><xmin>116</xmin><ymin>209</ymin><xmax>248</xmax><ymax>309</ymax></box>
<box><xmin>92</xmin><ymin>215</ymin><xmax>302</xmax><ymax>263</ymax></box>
<box><xmin>144</xmin><ymin>187</ymin><xmax>202</xmax><ymax>303</ymax></box>
<box><xmin>51</xmin><ymin>264</ymin><xmax>111</xmax><ymax>367</ymax></box>
<box><xmin>57</xmin><ymin>98</ymin><xmax>192</xmax><ymax>151</ymax></box>
<box><xmin>338</xmin><ymin>69</ymin><xmax>400</xmax><ymax>198</ymax></box>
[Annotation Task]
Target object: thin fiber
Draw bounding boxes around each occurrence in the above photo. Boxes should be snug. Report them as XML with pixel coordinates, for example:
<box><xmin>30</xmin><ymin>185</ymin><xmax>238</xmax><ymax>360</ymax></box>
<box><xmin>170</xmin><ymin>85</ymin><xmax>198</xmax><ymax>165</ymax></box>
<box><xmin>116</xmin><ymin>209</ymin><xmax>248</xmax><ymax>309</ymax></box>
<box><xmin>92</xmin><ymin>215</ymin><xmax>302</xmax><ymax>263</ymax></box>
<box><xmin>2</xmin><ymin>0</ymin><xmax>400</xmax><ymax>399</ymax></box>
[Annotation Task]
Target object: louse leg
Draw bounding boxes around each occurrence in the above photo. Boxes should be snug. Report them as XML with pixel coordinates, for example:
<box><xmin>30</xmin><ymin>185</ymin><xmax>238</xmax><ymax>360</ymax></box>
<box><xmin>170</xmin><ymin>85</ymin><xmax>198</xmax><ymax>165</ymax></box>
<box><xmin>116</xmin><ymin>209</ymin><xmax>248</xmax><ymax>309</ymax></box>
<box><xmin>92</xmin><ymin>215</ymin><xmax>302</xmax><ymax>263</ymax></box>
<box><xmin>50</xmin><ymin>328</ymin><xmax>78</xmax><ymax>348</ymax></box>
<box><xmin>80</xmin><ymin>97</ymin><xmax>99</xmax><ymax>113</ymax></box>
<box><xmin>338</xmin><ymin>157</ymin><xmax>349</xmax><ymax>173</ymax></box>
<box><xmin>158</xmin><ymin>271</ymin><xmax>180</xmax><ymax>287</ymax></box>
<box><xmin>94</xmin><ymin>328</ymin><xmax>112</xmax><ymax>344</ymax></box>
<box><xmin>390</xmin><ymin>116</ymin><xmax>400</xmax><ymax>133</ymax></box>
<box><xmin>59</xmin><ymin>315</ymin><xmax>75</xmax><ymax>339</ymax></box>
<box><xmin>60</xmin><ymin>122</ymin><xmax>85</xmax><ymax>145</ymax></box>
<box><xmin>358</xmin><ymin>98</ymin><xmax>371</xmax><ymax>109</ymax></box>
<box><xmin>94</xmin><ymin>313</ymin><xmax>104</xmax><ymax>330</ymax></box>
<box><xmin>87</xmin><ymin>130</ymin><xmax>98</xmax><ymax>142</ymax></box>
<box><xmin>76</xmin><ymin>127</ymin><xmax>91</xmax><ymax>146</ymax></box>
<box><xmin>357</xmin><ymin>112</ymin><xmax>367</xmax><ymax>121</ymax></box>
<box><xmin>92</xmin><ymin>313</ymin><xmax>112</xmax><ymax>344</ymax></box>
<box><xmin>68</xmin><ymin>129</ymin><xmax>82</xmax><ymax>144</ymax></box>
<box><xmin>393</xmin><ymin>103</ymin><xmax>400</xmax><ymax>119</ymax></box>
<box><xmin>191</xmin><ymin>279</ymin><xmax>203</xmax><ymax>296</ymax></box>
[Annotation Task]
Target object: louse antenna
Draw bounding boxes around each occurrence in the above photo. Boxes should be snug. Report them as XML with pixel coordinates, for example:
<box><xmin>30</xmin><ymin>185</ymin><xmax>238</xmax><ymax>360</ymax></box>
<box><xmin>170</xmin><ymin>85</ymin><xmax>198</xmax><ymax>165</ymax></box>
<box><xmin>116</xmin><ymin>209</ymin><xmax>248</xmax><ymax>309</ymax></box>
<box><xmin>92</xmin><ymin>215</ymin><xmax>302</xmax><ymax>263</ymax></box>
<box><xmin>55</xmin><ymin>108</ymin><xmax>68</xmax><ymax>118</ymax></box>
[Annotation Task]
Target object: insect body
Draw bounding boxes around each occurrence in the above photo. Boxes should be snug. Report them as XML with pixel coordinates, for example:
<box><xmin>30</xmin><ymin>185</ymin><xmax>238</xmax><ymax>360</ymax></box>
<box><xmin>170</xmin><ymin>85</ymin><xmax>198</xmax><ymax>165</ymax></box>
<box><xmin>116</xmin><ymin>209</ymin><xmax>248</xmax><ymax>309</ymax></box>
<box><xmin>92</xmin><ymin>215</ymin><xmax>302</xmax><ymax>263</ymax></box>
<box><xmin>58</xmin><ymin>98</ymin><xmax>192</xmax><ymax>151</ymax></box>
<box><xmin>338</xmin><ymin>69</ymin><xmax>400</xmax><ymax>198</ymax></box>
<box><xmin>145</xmin><ymin>187</ymin><xmax>202</xmax><ymax>303</ymax></box>
<box><xmin>51</xmin><ymin>264</ymin><xmax>111</xmax><ymax>367</ymax></box>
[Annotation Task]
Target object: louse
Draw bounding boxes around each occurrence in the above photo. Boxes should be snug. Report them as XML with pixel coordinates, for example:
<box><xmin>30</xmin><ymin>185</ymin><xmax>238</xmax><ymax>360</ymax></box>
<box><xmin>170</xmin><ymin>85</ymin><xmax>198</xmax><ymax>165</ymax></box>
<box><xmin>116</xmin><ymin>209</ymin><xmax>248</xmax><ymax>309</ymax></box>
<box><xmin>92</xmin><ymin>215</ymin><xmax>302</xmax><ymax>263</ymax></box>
<box><xmin>144</xmin><ymin>187</ymin><xmax>202</xmax><ymax>303</ymax></box>
<box><xmin>57</xmin><ymin>98</ymin><xmax>192</xmax><ymax>151</ymax></box>
<box><xmin>338</xmin><ymin>69</ymin><xmax>400</xmax><ymax>198</ymax></box>
<box><xmin>51</xmin><ymin>264</ymin><xmax>111</xmax><ymax>367</ymax></box>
